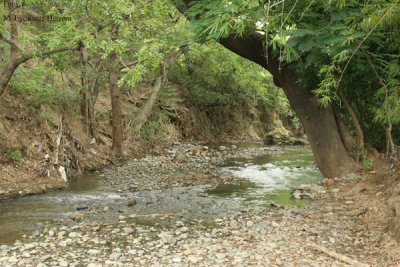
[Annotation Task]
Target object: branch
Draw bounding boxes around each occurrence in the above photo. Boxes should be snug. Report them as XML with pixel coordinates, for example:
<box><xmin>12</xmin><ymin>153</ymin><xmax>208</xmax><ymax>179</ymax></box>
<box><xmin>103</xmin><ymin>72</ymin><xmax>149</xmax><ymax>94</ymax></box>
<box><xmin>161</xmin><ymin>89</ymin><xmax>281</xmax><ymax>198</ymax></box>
<box><xmin>15</xmin><ymin>45</ymin><xmax>81</xmax><ymax>65</ymax></box>
<box><xmin>356</xmin><ymin>42</ymin><xmax>387</xmax><ymax>88</ymax></box>
<box><xmin>0</xmin><ymin>33</ymin><xmax>25</xmax><ymax>55</ymax></box>
<box><xmin>337</xmin><ymin>0</ymin><xmax>400</xmax><ymax>87</ymax></box>
<box><xmin>305</xmin><ymin>241</ymin><xmax>370</xmax><ymax>267</ymax></box>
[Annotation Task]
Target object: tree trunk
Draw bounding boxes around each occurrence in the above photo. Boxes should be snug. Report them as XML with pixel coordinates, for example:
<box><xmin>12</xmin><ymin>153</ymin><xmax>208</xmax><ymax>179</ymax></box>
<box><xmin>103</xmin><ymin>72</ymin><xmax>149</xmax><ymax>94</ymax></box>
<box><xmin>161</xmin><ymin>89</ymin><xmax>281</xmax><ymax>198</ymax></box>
<box><xmin>129</xmin><ymin>51</ymin><xmax>181</xmax><ymax>136</ymax></box>
<box><xmin>80</xmin><ymin>46</ymin><xmax>90</xmax><ymax>136</ymax></box>
<box><xmin>172</xmin><ymin>0</ymin><xmax>358</xmax><ymax>177</ymax></box>
<box><xmin>109</xmin><ymin>22</ymin><xmax>123</xmax><ymax>156</ymax></box>
<box><xmin>218</xmin><ymin>33</ymin><xmax>357</xmax><ymax>178</ymax></box>
<box><xmin>337</xmin><ymin>88</ymin><xmax>364</xmax><ymax>162</ymax></box>
<box><xmin>332</xmin><ymin>106</ymin><xmax>357</xmax><ymax>158</ymax></box>
<box><xmin>0</xmin><ymin>0</ymin><xmax>19</xmax><ymax>96</ymax></box>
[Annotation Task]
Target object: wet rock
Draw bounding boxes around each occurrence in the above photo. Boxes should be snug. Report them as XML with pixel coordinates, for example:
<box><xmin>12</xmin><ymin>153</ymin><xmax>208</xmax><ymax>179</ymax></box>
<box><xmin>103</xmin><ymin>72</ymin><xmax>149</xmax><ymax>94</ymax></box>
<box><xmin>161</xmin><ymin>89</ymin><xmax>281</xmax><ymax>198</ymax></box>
<box><xmin>127</xmin><ymin>198</ymin><xmax>137</xmax><ymax>207</ymax></box>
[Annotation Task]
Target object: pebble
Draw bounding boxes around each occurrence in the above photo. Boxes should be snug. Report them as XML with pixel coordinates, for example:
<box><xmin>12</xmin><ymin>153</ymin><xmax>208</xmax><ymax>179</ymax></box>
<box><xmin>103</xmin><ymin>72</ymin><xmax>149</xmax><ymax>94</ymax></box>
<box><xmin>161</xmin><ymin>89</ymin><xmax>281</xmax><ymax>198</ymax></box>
<box><xmin>246</xmin><ymin>220</ymin><xmax>254</xmax><ymax>227</ymax></box>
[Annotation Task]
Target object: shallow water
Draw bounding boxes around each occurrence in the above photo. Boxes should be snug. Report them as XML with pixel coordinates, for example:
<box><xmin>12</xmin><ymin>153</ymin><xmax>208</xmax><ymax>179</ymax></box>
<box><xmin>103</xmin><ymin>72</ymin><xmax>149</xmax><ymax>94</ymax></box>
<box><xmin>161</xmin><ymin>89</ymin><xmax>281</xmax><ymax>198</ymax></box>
<box><xmin>208</xmin><ymin>147</ymin><xmax>323</xmax><ymax>207</ymax></box>
<box><xmin>0</xmin><ymin>147</ymin><xmax>323</xmax><ymax>245</ymax></box>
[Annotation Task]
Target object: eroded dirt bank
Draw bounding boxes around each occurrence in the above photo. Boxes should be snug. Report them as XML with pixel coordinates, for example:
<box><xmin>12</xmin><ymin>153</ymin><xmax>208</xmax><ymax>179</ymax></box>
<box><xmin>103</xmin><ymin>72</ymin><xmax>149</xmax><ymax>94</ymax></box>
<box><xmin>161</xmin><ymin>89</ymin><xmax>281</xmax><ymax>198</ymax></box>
<box><xmin>0</xmin><ymin>144</ymin><xmax>399</xmax><ymax>266</ymax></box>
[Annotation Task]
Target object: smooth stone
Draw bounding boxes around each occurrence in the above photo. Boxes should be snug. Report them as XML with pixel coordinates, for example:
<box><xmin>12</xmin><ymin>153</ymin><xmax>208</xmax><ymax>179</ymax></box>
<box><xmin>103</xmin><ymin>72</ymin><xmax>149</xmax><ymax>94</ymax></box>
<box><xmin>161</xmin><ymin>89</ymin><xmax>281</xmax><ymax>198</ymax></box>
<box><xmin>109</xmin><ymin>253</ymin><xmax>121</xmax><ymax>259</ymax></box>
<box><xmin>88</xmin><ymin>249</ymin><xmax>100</xmax><ymax>255</ymax></box>
<box><xmin>123</xmin><ymin>227</ymin><xmax>134</xmax><ymax>234</ymax></box>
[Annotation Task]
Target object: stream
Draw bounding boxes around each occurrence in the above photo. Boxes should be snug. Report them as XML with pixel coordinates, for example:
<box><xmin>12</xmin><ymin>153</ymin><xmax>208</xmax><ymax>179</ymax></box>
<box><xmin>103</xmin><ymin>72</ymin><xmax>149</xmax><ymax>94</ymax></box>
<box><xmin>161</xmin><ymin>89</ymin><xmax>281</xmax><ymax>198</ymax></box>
<box><xmin>0</xmin><ymin>146</ymin><xmax>323</xmax><ymax>245</ymax></box>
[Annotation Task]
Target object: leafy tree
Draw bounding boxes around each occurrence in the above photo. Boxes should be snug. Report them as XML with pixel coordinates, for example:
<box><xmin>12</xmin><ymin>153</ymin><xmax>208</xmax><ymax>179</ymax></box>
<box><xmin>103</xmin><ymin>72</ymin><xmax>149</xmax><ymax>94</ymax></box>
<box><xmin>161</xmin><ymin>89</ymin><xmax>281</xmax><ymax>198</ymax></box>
<box><xmin>171</xmin><ymin>0</ymin><xmax>400</xmax><ymax>177</ymax></box>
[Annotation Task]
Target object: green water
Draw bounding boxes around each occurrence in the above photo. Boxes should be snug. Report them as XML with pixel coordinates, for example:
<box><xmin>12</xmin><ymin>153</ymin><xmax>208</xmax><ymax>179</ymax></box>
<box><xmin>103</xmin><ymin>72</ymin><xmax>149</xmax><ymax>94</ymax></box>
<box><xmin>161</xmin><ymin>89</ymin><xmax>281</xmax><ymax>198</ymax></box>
<box><xmin>208</xmin><ymin>147</ymin><xmax>323</xmax><ymax>207</ymax></box>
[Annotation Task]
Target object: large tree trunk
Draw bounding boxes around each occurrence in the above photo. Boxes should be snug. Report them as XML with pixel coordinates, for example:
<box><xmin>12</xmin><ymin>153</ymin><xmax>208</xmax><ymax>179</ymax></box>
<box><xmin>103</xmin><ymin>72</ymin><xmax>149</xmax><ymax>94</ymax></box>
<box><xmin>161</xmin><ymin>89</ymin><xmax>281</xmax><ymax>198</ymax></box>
<box><xmin>172</xmin><ymin>0</ymin><xmax>358</xmax><ymax>177</ymax></box>
<box><xmin>109</xmin><ymin>22</ymin><xmax>123</xmax><ymax>156</ymax></box>
<box><xmin>218</xmin><ymin>33</ymin><xmax>358</xmax><ymax>178</ymax></box>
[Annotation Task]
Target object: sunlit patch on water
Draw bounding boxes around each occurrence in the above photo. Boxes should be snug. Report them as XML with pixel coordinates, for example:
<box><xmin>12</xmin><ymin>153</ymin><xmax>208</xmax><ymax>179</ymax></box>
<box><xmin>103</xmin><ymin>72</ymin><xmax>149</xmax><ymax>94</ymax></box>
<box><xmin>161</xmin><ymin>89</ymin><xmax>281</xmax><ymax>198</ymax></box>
<box><xmin>45</xmin><ymin>193</ymin><xmax>125</xmax><ymax>203</ymax></box>
<box><xmin>209</xmin><ymin>147</ymin><xmax>323</xmax><ymax>207</ymax></box>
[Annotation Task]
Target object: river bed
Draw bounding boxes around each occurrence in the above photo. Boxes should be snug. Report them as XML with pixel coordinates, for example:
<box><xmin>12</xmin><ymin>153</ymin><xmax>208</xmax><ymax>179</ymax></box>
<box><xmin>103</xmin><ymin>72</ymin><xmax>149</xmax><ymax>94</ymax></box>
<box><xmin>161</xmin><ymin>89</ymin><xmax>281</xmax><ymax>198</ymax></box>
<box><xmin>0</xmin><ymin>144</ymin><xmax>323</xmax><ymax>245</ymax></box>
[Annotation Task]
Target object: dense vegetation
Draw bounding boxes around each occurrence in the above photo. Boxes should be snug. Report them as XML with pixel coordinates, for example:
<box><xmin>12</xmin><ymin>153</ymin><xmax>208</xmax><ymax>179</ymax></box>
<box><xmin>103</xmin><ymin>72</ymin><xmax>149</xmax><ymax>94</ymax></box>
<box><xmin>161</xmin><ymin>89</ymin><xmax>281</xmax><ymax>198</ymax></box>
<box><xmin>0</xmin><ymin>0</ymin><xmax>294</xmax><ymax>168</ymax></box>
<box><xmin>0</xmin><ymin>0</ymin><xmax>399</xmax><ymax>177</ymax></box>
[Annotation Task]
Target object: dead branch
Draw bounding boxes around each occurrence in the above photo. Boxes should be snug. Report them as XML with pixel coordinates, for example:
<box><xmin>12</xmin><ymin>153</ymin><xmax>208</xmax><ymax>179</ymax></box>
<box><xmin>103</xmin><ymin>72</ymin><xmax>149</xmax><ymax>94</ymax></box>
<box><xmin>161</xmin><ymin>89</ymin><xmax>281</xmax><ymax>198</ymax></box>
<box><xmin>305</xmin><ymin>241</ymin><xmax>370</xmax><ymax>267</ymax></box>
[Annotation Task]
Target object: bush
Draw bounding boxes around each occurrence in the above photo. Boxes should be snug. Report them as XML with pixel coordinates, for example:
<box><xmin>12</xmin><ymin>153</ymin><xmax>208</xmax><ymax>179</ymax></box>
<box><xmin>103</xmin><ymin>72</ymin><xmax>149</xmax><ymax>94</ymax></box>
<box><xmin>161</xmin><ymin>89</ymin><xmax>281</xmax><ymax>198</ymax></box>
<box><xmin>4</xmin><ymin>149</ymin><xmax>22</xmax><ymax>166</ymax></box>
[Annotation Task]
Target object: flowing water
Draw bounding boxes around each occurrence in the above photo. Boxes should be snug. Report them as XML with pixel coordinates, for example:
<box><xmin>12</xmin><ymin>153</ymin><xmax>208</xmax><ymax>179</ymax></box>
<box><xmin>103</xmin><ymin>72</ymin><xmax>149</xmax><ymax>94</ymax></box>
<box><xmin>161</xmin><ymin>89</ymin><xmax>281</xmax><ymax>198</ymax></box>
<box><xmin>208</xmin><ymin>147</ymin><xmax>323</xmax><ymax>206</ymax></box>
<box><xmin>0</xmin><ymin>146</ymin><xmax>323</xmax><ymax>245</ymax></box>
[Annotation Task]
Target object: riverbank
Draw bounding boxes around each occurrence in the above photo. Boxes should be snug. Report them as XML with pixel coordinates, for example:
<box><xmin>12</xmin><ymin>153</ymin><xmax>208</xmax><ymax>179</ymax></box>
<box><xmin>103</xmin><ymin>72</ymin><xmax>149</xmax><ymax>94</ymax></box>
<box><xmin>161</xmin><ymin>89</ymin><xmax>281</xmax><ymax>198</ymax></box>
<box><xmin>0</xmin><ymin>143</ymin><xmax>399</xmax><ymax>266</ymax></box>
<box><xmin>0</xmin><ymin>179</ymin><xmax>399</xmax><ymax>266</ymax></box>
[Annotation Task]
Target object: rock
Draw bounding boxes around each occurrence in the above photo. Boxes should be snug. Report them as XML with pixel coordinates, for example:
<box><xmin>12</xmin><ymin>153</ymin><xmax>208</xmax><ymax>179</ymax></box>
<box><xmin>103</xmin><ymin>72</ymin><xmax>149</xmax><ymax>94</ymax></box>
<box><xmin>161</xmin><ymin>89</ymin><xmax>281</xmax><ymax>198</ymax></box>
<box><xmin>109</xmin><ymin>252</ymin><xmax>121</xmax><ymax>259</ymax></box>
<box><xmin>215</xmin><ymin>218</ymin><xmax>223</xmax><ymax>224</ymax></box>
<box><xmin>59</xmin><ymin>261</ymin><xmax>69</xmax><ymax>267</ymax></box>
<box><xmin>88</xmin><ymin>249</ymin><xmax>100</xmax><ymax>255</ymax></box>
<box><xmin>128</xmin><ymin>249</ymin><xmax>137</xmax><ymax>255</ymax></box>
<box><xmin>68</xmin><ymin>213</ymin><xmax>85</xmax><ymax>221</ymax></box>
<box><xmin>68</xmin><ymin>232</ymin><xmax>81</xmax><ymax>238</ymax></box>
<box><xmin>218</xmin><ymin>146</ymin><xmax>226</xmax><ymax>151</ymax></box>
<box><xmin>123</xmin><ymin>227</ymin><xmax>135</xmax><ymax>234</ymax></box>
<box><xmin>271</xmin><ymin>221</ymin><xmax>280</xmax><ymax>228</ymax></box>
<box><xmin>41</xmin><ymin>255</ymin><xmax>52</xmax><ymax>261</ymax></box>
<box><xmin>172</xmin><ymin>257</ymin><xmax>182</xmax><ymax>262</ymax></box>
<box><xmin>127</xmin><ymin>198</ymin><xmax>137</xmax><ymax>207</ymax></box>
<box><xmin>246</xmin><ymin>220</ymin><xmax>254</xmax><ymax>227</ymax></box>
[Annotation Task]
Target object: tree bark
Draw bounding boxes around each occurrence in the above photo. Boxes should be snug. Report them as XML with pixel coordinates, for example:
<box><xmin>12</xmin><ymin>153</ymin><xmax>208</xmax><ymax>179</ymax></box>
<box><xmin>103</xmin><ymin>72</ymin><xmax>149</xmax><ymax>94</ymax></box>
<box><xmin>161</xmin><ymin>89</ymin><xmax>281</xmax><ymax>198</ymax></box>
<box><xmin>109</xmin><ymin>22</ymin><xmax>123</xmax><ymax>156</ymax></box>
<box><xmin>80</xmin><ymin>46</ymin><xmax>90</xmax><ymax>137</ymax></box>
<box><xmin>337</xmin><ymin>88</ymin><xmax>364</xmax><ymax>162</ymax></box>
<box><xmin>129</xmin><ymin>51</ymin><xmax>181</xmax><ymax>136</ymax></box>
<box><xmin>0</xmin><ymin>0</ymin><xmax>19</xmax><ymax>96</ymax></box>
<box><xmin>332</xmin><ymin>106</ymin><xmax>357</xmax><ymax>158</ymax></box>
